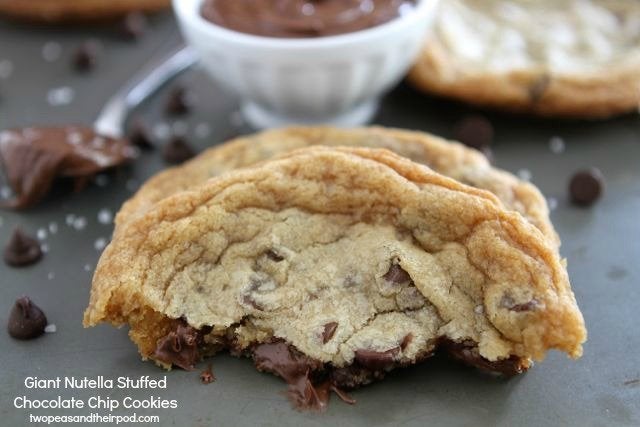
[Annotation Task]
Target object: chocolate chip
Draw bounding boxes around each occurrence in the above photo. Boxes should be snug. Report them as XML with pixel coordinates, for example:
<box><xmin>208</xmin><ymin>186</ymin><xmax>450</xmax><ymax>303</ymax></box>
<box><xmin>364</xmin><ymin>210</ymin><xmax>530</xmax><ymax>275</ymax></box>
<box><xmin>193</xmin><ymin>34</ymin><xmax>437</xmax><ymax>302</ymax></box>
<box><xmin>322</xmin><ymin>322</ymin><xmax>338</xmax><ymax>344</ymax></box>
<box><xmin>501</xmin><ymin>295</ymin><xmax>540</xmax><ymax>312</ymax></box>
<box><xmin>165</xmin><ymin>87</ymin><xmax>193</xmax><ymax>116</ymax></box>
<box><xmin>153</xmin><ymin>324</ymin><xmax>201</xmax><ymax>370</ymax></box>
<box><xmin>400</xmin><ymin>333</ymin><xmax>413</xmax><ymax>351</ymax></box>
<box><xmin>120</xmin><ymin>12</ymin><xmax>147</xmax><ymax>41</ymax></box>
<box><xmin>7</xmin><ymin>297</ymin><xmax>48</xmax><ymax>340</ymax></box>
<box><xmin>4</xmin><ymin>227</ymin><xmax>42</xmax><ymax>267</ymax></box>
<box><xmin>569</xmin><ymin>168</ymin><xmax>604</xmax><ymax>207</ymax></box>
<box><xmin>265</xmin><ymin>249</ymin><xmax>284</xmax><ymax>262</ymax></box>
<box><xmin>529</xmin><ymin>74</ymin><xmax>551</xmax><ymax>103</ymax></box>
<box><xmin>354</xmin><ymin>347</ymin><xmax>400</xmax><ymax>370</ymax></box>
<box><xmin>128</xmin><ymin>119</ymin><xmax>154</xmax><ymax>150</ymax></box>
<box><xmin>72</xmin><ymin>42</ymin><xmax>97</xmax><ymax>72</ymax></box>
<box><xmin>199</xmin><ymin>364</ymin><xmax>215</xmax><ymax>384</ymax></box>
<box><xmin>453</xmin><ymin>115</ymin><xmax>494</xmax><ymax>151</ymax></box>
<box><xmin>383</xmin><ymin>263</ymin><xmax>411</xmax><ymax>284</ymax></box>
<box><xmin>162</xmin><ymin>136</ymin><xmax>196</xmax><ymax>164</ymax></box>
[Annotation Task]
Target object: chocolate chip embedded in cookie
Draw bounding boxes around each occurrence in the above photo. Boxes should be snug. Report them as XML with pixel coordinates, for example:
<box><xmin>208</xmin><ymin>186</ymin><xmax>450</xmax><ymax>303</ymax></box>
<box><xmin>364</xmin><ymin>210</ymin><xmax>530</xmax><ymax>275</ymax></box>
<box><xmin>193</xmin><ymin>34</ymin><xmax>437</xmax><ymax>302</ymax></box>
<box><xmin>85</xmin><ymin>147</ymin><xmax>586</xmax><ymax>409</ymax></box>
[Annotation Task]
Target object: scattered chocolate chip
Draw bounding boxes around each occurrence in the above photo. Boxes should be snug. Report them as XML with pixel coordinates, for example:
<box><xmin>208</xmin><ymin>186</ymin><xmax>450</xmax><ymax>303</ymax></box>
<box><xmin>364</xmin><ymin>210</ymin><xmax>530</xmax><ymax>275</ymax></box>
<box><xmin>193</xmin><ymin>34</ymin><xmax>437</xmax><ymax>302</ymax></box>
<box><xmin>4</xmin><ymin>227</ymin><xmax>43</xmax><ymax>267</ymax></box>
<box><xmin>400</xmin><ymin>333</ymin><xmax>413</xmax><ymax>351</ymax></box>
<box><xmin>441</xmin><ymin>339</ymin><xmax>528</xmax><ymax>376</ymax></box>
<box><xmin>7</xmin><ymin>297</ymin><xmax>48</xmax><ymax>340</ymax></box>
<box><xmin>120</xmin><ymin>12</ymin><xmax>148</xmax><ymax>41</ymax></box>
<box><xmin>569</xmin><ymin>168</ymin><xmax>604</xmax><ymax>207</ymax></box>
<box><xmin>265</xmin><ymin>249</ymin><xmax>284</xmax><ymax>262</ymax></box>
<box><xmin>200</xmin><ymin>364</ymin><xmax>215</xmax><ymax>384</ymax></box>
<box><xmin>529</xmin><ymin>74</ymin><xmax>551</xmax><ymax>103</ymax></box>
<box><xmin>128</xmin><ymin>119</ymin><xmax>154</xmax><ymax>150</ymax></box>
<box><xmin>383</xmin><ymin>262</ymin><xmax>411</xmax><ymax>284</ymax></box>
<box><xmin>72</xmin><ymin>42</ymin><xmax>98</xmax><ymax>72</ymax></box>
<box><xmin>165</xmin><ymin>87</ymin><xmax>193</xmax><ymax>116</ymax></box>
<box><xmin>453</xmin><ymin>115</ymin><xmax>494</xmax><ymax>151</ymax></box>
<box><xmin>322</xmin><ymin>322</ymin><xmax>338</xmax><ymax>344</ymax></box>
<box><xmin>162</xmin><ymin>136</ymin><xmax>196</xmax><ymax>164</ymax></box>
<box><xmin>354</xmin><ymin>347</ymin><xmax>400</xmax><ymax>370</ymax></box>
<box><xmin>153</xmin><ymin>324</ymin><xmax>201</xmax><ymax>370</ymax></box>
<box><xmin>0</xmin><ymin>127</ymin><xmax>132</xmax><ymax>209</ymax></box>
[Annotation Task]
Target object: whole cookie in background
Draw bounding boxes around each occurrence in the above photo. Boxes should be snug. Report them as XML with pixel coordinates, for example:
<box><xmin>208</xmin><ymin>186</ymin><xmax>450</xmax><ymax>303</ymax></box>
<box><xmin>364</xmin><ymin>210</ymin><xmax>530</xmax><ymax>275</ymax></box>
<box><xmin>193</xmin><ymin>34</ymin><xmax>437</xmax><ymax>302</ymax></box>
<box><xmin>0</xmin><ymin>0</ymin><xmax>169</xmax><ymax>23</ymax></box>
<box><xmin>409</xmin><ymin>0</ymin><xmax>640</xmax><ymax>118</ymax></box>
<box><xmin>115</xmin><ymin>127</ymin><xmax>559</xmax><ymax>247</ymax></box>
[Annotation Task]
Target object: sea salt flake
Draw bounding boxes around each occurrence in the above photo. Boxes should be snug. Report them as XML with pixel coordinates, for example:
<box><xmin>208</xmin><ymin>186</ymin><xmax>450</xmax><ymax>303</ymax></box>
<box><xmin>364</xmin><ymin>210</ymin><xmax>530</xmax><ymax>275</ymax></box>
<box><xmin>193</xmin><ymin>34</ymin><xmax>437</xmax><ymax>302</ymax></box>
<box><xmin>194</xmin><ymin>123</ymin><xmax>211</xmax><ymax>139</ymax></box>
<box><xmin>47</xmin><ymin>87</ymin><xmax>75</xmax><ymax>106</ymax></box>
<box><xmin>474</xmin><ymin>305</ymin><xmax>484</xmax><ymax>314</ymax></box>
<box><xmin>84</xmin><ymin>264</ymin><xmax>92</xmax><ymax>272</ymax></box>
<box><xmin>94</xmin><ymin>174</ymin><xmax>110</xmax><ymax>187</ymax></box>
<box><xmin>47</xmin><ymin>272</ymin><xmax>55</xmax><ymax>280</ymax></box>
<box><xmin>172</xmin><ymin>120</ymin><xmax>189</xmax><ymax>136</ymax></box>
<box><xmin>1</xmin><ymin>185</ymin><xmax>13</xmax><ymax>199</ymax></box>
<box><xmin>65</xmin><ymin>214</ymin><xmax>76</xmax><ymax>226</ymax></box>
<box><xmin>40</xmin><ymin>243</ymin><xmax>49</xmax><ymax>253</ymax></box>
<box><xmin>42</xmin><ymin>41</ymin><xmax>62</xmax><ymax>62</ymax></box>
<box><xmin>48</xmin><ymin>222</ymin><xmax>58</xmax><ymax>234</ymax></box>
<box><xmin>94</xmin><ymin>237</ymin><xmax>108</xmax><ymax>251</ymax></box>
<box><xmin>0</xmin><ymin>59</ymin><xmax>13</xmax><ymax>79</ymax></box>
<box><xmin>518</xmin><ymin>169</ymin><xmax>532</xmax><ymax>182</ymax></box>
<box><xmin>72</xmin><ymin>216</ymin><xmax>87</xmax><ymax>230</ymax></box>
<box><xmin>97</xmin><ymin>208</ymin><xmax>113</xmax><ymax>225</ymax></box>
<box><xmin>44</xmin><ymin>324</ymin><xmax>57</xmax><ymax>333</ymax></box>
<box><xmin>153</xmin><ymin>122</ymin><xmax>171</xmax><ymax>140</ymax></box>
<box><xmin>549</xmin><ymin>136</ymin><xmax>566</xmax><ymax>154</ymax></box>
<box><xmin>37</xmin><ymin>228</ymin><xmax>48</xmax><ymax>241</ymax></box>
<box><xmin>547</xmin><ymin>197</ymin><xmax>558</xmax><ymax>211</ymax></box>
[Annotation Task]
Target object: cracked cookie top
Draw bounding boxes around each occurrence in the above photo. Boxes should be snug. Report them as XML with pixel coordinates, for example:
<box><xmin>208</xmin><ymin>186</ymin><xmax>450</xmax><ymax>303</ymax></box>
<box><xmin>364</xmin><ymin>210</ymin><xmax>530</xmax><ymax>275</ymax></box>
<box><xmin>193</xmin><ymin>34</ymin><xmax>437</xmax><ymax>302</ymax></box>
<box><xmin>85</xmin><ymin>147</ymin><xmax>585</xmax><ymax>367</ymax></box>
<box><xmin>114</xmin><ymin>126</ymin><xmax>558</xmax><ymax>247</ymax></box>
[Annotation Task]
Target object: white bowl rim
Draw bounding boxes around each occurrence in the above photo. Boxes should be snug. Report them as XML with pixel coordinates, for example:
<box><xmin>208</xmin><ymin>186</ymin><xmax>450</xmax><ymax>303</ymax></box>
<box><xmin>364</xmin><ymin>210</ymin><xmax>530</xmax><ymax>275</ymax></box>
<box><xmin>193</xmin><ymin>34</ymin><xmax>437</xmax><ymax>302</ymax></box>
<box><xmin>173</xmin><ymin>0</ymin><xmax>439</xmax><ymax>50</ymax></box>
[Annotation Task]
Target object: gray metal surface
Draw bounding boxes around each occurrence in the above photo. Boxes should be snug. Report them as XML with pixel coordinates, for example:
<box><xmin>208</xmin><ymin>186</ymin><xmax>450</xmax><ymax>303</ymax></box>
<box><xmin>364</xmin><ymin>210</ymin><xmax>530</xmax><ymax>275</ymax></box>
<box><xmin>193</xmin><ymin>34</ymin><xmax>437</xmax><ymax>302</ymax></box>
<box><xmin>0</xmin><ymin>13</ymin><xmax>638</xmax><ymax>427</ymax></box>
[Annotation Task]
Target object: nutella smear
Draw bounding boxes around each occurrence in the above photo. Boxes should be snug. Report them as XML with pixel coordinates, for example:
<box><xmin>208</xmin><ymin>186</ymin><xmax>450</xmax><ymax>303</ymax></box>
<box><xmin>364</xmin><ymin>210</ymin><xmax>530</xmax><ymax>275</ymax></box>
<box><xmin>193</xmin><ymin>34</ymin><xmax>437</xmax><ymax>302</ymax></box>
<box><xmin>201</xmin><ymin>0</ymin><xmax>418</xmax><ymax>38</ymax></box>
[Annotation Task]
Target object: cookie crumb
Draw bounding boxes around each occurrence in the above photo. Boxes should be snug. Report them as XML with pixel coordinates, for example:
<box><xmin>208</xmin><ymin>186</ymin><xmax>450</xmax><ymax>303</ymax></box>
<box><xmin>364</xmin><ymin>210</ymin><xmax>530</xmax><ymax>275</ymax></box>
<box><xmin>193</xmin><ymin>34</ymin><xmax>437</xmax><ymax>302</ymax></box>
<box><xmin>200</xmin><ymin>365</ymin><xmax>215</xmax><ymax>384</ymax></box>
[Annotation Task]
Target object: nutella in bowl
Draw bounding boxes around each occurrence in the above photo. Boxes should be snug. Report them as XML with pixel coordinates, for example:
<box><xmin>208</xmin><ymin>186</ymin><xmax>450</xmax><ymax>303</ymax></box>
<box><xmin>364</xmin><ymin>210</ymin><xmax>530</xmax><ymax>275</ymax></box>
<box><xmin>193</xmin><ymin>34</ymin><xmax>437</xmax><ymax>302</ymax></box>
<box><xmin>174</xmin><ymin>0</ymin><xmax>438</xmax><ymax>128</ymax></box>
<box><xmin>200</xmin><ymin>0</ymin><xmax>418</xmax><ymax>38</ymax></box>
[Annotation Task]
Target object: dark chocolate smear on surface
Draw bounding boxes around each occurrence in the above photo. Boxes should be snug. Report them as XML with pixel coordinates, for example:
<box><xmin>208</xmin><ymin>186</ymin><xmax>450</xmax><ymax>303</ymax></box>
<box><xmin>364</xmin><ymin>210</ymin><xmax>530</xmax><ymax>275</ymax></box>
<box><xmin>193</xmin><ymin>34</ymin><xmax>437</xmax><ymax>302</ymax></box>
<box><xmin>383</xmin><ymin>262</ymin><xmax>411</xmax><ymax>284</ymax></box>
<box><xmin>7</xmin><ymin>296</ymin><xmax>48</xmax><ymax>340</ymax></box>
<box><xmin>322</xmin><ymin>322</ymin><xmax>338</xmax><ymax>344</ymax></box>
<box><xmin>165</xmin><ymin>86</ymin><xmax>192</xmax><ymax>116</ymax></box>
<box><xmin>442</xmin><ymin>339</ymin><xmax>528</xmax><ymax>376</ymax></box>
<box><xmin>154</xmin><ymin>324</ymin><xmax>201</xmax><ymax>370</ymax></box>
<box><xmin>201</xmin><ymin>0</ymin><xmax>417</xmax><ymax>38</ymax></box>
<box><xmin>120</xmin><ymin>12</ymin><xmax>147</xmax><ymax>41</ymax></box>
<box><xmin>569</xmin><ymin>168</ymin><xmax>604</xmax><ymax>207</ymax></box>
<box><xmin>453</xmin><ymin>114</ymin><xmax>494</xmax><ymax>151</ymax></box>
<box><xmin>400</xmin><ymin>333</ymin><xmax>413</xmax><ymax>351</ymax></box>
<box><xmin>0</xmin><ymin>127</ymin><xmax>132</xmax><ymax>209</ymax></box>
<box><xmin>354</xmin><ymin>347</ymin><xmax>400</xmax><ymax>370</ymax></box>
<box><xmin>4</xmin><ymin>227</ymin><xmax>42</xmax><ymax>267</ymax></box>
<box><xmin>162</xmin><ymin>136</ymin><xmax>196</xmax><ymax>164</ymax></box>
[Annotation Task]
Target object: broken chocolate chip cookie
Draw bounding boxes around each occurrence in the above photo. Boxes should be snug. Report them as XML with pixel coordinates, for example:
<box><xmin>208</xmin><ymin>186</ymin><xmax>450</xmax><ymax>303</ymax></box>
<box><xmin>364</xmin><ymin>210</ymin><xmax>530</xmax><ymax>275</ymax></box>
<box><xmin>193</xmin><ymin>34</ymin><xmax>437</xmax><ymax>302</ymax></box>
<box><xmin>85</xmin><ymin>147</ymin><xmax>586</xmax><ymax>409</ymax></box>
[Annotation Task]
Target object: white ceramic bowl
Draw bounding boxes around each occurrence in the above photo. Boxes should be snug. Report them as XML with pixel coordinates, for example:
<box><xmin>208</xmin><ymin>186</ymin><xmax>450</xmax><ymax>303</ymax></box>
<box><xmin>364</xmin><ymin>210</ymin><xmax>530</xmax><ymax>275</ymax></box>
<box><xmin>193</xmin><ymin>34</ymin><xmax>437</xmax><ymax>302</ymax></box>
<box><xmin>174</xmin><ymin>0</ymin><xmax>439</xmax><ymax>129</ymax></box>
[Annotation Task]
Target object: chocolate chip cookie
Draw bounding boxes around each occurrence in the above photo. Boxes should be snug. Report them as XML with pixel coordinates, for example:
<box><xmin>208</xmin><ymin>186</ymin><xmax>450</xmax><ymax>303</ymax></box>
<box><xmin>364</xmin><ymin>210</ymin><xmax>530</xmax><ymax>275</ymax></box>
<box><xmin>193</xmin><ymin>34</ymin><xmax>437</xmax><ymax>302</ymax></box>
<box><xmin>409</xmin><ymin>0</ymin><xmax>640</xmax><ymax>118</ymax></box>
<box><xmin>115</xmin><ymin>127</ymin><xmax>559</xmax><ymax>246</ymax></box>
<box><xmin>85</xmin><ymin>147</ymin><xmax>586</xmax><ymax>408</ymax></box>
<box><xmin>0</xmin><ymin>0</ymin><xmax>169</xmax><ymax>22</ymax></box>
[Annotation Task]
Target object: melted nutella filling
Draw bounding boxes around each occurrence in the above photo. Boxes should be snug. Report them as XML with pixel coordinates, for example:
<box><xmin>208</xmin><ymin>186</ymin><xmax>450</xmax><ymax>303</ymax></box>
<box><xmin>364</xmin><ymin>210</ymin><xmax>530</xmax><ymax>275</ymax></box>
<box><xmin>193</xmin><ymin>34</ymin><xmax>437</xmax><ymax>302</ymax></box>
<box><xmin>200</xmin><ymin>0</ymin><xmax>418</xmax><ymax>38</ymax></box>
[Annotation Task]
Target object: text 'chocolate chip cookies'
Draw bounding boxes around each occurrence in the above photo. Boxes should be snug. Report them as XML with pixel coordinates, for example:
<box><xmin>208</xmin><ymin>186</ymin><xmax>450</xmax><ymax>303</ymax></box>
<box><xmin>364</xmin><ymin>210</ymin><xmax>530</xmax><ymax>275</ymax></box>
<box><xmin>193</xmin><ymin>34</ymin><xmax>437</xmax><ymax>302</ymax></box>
<box><xmin>84</xmin><ymin>128</ymin><xmax>586</xmax><ymax>410</ymax></box>
<box><xmin>409</xmin><ymin>0</ymin><xmax>640</xmax><ymax>118</ymax></box>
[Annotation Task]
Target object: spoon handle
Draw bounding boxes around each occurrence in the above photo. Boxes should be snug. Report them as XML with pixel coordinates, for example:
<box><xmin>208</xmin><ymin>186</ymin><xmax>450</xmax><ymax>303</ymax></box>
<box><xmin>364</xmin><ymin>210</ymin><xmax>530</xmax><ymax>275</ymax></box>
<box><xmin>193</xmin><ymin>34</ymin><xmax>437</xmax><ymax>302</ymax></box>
<box><xmin>93</xmin><ymin>46</ymin><xmax>198</xmax><ymax>139</ymax></box>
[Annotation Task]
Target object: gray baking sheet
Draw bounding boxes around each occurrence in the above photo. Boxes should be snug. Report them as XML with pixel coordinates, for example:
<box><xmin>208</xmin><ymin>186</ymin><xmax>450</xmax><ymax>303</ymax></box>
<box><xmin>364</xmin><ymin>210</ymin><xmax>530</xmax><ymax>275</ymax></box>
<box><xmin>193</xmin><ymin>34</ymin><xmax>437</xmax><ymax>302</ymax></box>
<box><xmin>0</xmin><ymin>12</ymin><xmax>638</xmax><ymax>427</ymax></box>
